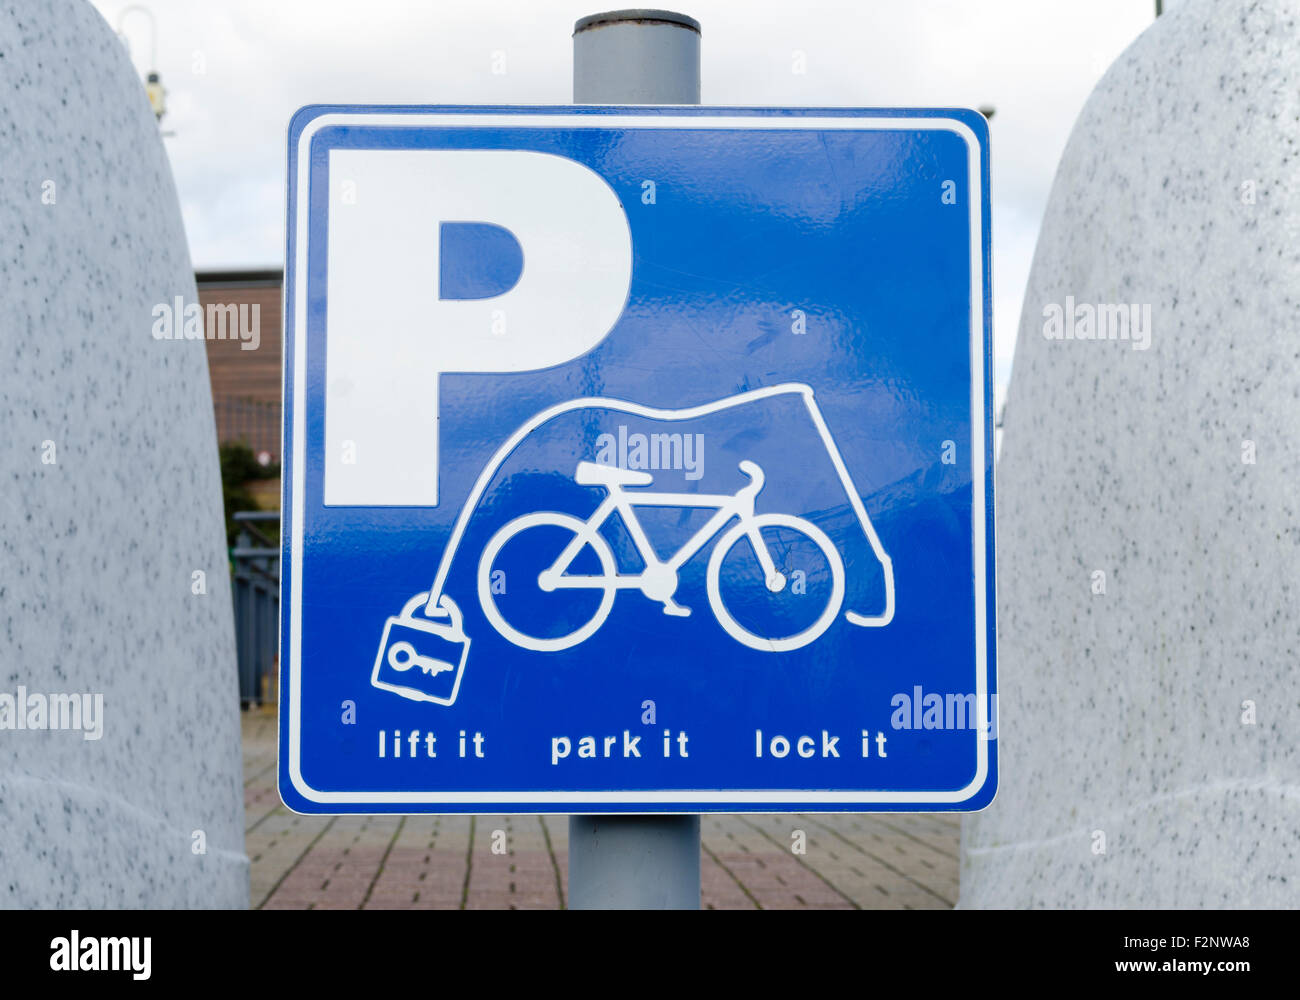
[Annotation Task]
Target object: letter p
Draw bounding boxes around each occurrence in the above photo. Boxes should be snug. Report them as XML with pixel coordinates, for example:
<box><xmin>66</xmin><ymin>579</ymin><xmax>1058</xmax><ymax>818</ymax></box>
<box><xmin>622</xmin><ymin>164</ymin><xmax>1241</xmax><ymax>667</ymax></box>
<box><xmin>324</xmin><ymin>149</ymin><xmax>632</xmax><ymax>506</ymax></box>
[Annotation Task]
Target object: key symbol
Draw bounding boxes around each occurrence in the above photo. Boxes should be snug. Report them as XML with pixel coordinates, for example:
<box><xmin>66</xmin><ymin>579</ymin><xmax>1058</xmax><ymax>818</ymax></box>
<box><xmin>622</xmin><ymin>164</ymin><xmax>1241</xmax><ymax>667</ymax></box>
<box><xmin>387</xmin><ymin>641</ymin><xmax>453</xmax><ymax>676</ymax></box>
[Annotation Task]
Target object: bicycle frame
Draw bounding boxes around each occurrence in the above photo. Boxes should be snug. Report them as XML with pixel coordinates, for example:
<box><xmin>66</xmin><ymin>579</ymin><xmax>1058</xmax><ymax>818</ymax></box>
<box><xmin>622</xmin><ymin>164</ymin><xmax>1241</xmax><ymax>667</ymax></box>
<box><xmin>544</xmin><ymin>479</ymin><xmax>776</xmax><ymax>590</ymax></box>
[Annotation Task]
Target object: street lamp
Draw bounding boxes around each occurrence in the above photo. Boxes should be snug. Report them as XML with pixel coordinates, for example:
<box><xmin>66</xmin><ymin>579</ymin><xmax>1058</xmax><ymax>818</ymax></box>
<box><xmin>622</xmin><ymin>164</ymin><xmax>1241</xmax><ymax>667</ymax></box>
<box><xmin>116</xmin><ymin>5</ymin><xmax>167</xmax><ymax>126</ymax></box>
<box><xmin>145</xmin><ymin>70</ymin><xmax>167</xmax><ymax>121</ymax></box>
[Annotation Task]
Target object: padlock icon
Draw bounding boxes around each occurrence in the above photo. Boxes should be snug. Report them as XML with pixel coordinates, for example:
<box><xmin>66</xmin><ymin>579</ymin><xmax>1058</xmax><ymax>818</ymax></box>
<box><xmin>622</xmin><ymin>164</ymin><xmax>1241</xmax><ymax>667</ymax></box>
<box><xmin>371</xmin><ymin>592</ymin><xmax>470</xmax><ymax>706</ymax></box>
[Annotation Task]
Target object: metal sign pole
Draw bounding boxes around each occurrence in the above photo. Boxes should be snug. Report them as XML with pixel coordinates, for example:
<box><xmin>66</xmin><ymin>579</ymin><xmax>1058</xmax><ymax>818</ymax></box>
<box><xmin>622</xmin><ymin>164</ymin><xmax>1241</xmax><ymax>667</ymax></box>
<box><xmin>568</xmin><ymin>9</ymin><xmax>703</xmax><ymax>910</ymax></box>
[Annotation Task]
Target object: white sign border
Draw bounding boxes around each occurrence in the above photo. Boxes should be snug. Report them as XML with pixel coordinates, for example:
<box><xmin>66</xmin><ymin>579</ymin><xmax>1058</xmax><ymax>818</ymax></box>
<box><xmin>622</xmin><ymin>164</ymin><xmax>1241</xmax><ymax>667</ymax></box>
<box><xmin>284</xmin><ymin>110</ymin><xmax>993</xmax><ymax>808</ymax></box>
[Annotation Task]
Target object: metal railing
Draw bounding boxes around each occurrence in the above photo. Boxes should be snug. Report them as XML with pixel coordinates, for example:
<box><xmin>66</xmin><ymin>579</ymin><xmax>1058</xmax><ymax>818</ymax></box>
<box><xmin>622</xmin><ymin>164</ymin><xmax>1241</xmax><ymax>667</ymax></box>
<box><xmin>231</xmin><ymin>510</ymin><xmax>280</xmax><ymax>708</ymax></box>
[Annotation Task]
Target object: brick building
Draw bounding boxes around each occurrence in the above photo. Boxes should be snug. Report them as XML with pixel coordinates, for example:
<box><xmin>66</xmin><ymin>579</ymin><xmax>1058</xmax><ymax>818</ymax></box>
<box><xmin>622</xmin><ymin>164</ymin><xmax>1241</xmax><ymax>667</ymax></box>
<box><xmin>198</xmin><ymin>268</ymin><xmax>283</xmax><ymax>463</ymax></box>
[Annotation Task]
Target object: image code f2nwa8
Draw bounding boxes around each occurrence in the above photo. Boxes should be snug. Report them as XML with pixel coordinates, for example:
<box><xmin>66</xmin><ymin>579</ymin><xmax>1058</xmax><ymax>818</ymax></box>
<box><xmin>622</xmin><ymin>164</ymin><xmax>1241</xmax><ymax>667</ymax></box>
<box><xmin>279</xmin><ymin>106</ymin><xmax>996</xmax><ymax>814</ymax></box>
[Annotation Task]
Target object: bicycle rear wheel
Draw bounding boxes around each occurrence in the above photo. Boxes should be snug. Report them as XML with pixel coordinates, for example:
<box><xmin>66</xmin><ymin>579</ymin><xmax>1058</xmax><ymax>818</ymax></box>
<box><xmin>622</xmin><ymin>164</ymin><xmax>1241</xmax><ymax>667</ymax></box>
<box><xmin>706</xmin><ymin>513</ymin><xmax>844</xmax><ymax>652</ymax></box>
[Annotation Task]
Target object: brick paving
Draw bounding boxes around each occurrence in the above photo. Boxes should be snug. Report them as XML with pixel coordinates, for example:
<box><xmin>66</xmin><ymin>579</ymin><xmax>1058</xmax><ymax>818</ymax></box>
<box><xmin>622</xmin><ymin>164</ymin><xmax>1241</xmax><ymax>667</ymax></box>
<box><xmin>244</xmin><ymin>710</ymin><xmax>958</xmax><ymax>909</ymax></box>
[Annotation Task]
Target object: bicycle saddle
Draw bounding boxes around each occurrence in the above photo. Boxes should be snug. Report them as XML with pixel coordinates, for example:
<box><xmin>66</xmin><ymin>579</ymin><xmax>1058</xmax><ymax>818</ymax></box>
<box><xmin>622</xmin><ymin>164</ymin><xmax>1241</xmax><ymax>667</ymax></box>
<box><xmin>575</xmin><ymin>461</ymin><xmax>654</xmax><ymax>487</ymax></box>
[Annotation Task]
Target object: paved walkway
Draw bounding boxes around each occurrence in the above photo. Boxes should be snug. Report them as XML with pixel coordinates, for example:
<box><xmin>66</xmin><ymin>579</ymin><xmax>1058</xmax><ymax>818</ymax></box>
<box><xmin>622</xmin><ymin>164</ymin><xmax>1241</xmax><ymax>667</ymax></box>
<box><xmin>244</xmin><ymin>710</ymin><xmax>960</xmax><ymax>909</ymax></box>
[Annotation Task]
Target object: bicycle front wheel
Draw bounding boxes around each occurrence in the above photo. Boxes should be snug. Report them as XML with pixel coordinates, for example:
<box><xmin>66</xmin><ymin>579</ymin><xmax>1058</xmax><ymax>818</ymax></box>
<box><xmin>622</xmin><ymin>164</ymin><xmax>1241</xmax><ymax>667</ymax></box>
<box><xmin>706</xmin><ymin>513</ymin><xmax>844</xmax><ymax>652</ymax></box>
<box><xmin>478</xmin><ymin>512</ymin><xmax>616</xmax><ymax>652</ymax></box>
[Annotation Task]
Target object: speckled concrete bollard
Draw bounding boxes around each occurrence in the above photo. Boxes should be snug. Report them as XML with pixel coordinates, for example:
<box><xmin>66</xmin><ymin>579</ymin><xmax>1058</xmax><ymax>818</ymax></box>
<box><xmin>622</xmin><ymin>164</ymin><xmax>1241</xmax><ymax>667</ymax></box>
<box><xmin>960</xmin><ymin>0</ymin><xmax>1300</xmax><ymax>908</ymax></box>
<box><xmin>0</xmin><ymin>2</ymin><xmax>248</xmax><ymax>906</ymax></box>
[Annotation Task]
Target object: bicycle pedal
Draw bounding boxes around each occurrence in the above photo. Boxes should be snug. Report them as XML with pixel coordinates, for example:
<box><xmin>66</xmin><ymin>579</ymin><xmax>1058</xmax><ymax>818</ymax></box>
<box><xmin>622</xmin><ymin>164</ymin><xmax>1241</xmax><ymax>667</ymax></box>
<box><xmin>661</xmin><ymin>602</ymin><xmax>692</xmax><ymax>618</ymax></box>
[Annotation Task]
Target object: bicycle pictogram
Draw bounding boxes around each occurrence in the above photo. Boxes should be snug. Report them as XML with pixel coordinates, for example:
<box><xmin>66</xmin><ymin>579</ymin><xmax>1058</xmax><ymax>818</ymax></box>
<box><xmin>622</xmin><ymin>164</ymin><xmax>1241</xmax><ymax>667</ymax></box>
<box><xmin>478</xmin><ymin>458</ymin><xmax>845</xmax><ymax>652</ymax></box>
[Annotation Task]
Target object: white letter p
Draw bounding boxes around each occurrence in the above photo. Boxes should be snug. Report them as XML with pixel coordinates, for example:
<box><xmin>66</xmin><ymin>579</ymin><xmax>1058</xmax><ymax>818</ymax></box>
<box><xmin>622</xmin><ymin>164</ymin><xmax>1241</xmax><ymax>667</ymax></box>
<box><xmin>324</xmin><ymin>149</ymin><xmax>631</xmax><ymax>506</ymax></box>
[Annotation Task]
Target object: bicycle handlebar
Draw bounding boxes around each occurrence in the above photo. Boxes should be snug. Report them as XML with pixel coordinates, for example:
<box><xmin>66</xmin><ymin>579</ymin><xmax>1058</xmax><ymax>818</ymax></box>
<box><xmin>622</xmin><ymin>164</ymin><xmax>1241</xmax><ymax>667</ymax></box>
<box><xmin>738</xmin><ymin>460</ymin><xmax>765</xmax><ymax>495</ymax></box>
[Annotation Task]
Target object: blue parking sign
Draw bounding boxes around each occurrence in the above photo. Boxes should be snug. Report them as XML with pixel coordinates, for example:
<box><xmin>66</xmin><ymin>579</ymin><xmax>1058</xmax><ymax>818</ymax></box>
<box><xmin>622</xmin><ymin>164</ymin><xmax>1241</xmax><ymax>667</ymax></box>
<box><xmin>279</xmin><ymin>106</ymin><xmax>996</xmax><ymax>813</ymax></box>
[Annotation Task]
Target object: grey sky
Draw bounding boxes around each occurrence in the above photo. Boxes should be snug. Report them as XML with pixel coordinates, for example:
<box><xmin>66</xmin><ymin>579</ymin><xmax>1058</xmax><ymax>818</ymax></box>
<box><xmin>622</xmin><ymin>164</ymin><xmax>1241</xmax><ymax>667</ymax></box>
<box><xmin>92</xmin><ymin>0</ymin><xmax>1158</xmax><ymax>407</ymax></box>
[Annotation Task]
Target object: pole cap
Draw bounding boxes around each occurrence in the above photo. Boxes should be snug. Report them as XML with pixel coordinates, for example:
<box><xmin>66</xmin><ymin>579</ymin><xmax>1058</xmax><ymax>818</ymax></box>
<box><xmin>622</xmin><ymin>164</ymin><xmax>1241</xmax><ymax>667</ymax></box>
<box><xmin>574</xmin><ymin>9</ymin><xmax>701</xmax><ymax>35</ymax></box>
